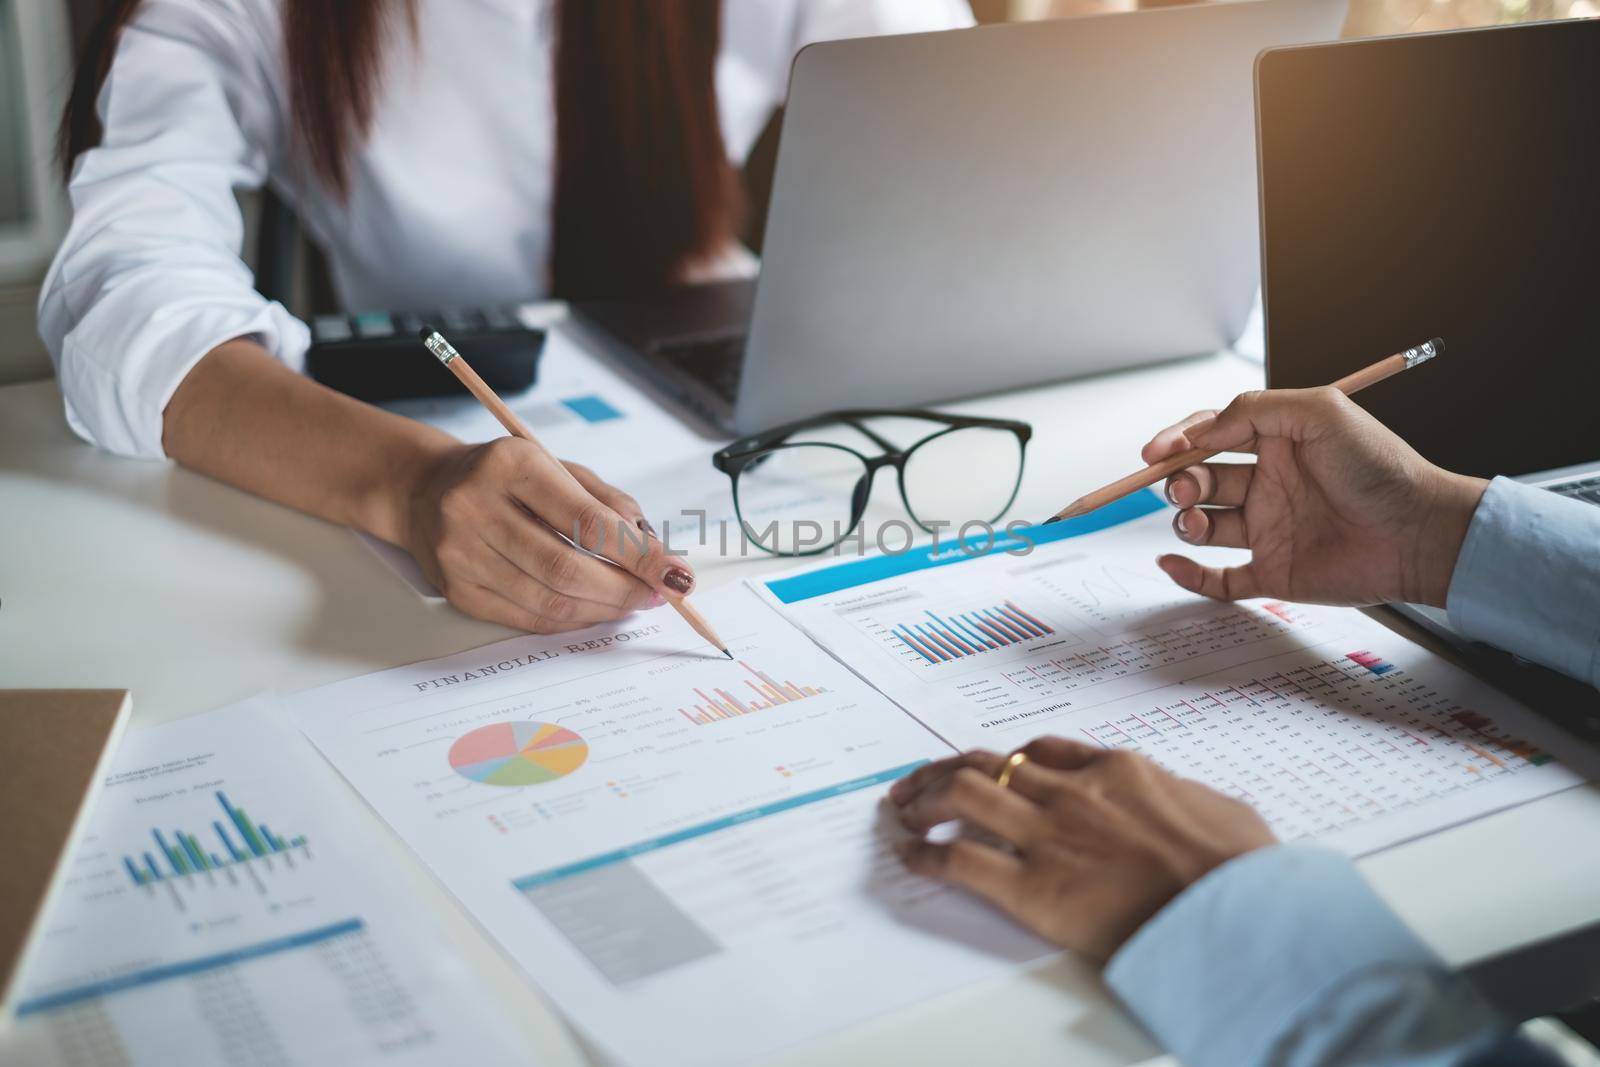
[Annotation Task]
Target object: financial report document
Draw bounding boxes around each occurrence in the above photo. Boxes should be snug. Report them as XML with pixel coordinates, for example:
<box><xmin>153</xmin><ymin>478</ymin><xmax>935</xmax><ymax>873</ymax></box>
<box><xmin>4</xmin><ymin>699</ymin><xmax>523</xmax><ymax>1067</ymax></box>
<box><xmin>757</xmin><ymin>492</ymin><xmax>1585</xmax><ymax>856</ymax></box>
<box><xmin>287</xmin><ymin>587</ymin><xmax>1049</xmax><ymax>1067</ymax></box>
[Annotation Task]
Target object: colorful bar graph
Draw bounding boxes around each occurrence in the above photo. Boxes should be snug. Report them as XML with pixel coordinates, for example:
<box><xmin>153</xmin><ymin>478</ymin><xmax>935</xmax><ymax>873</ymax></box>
<box><xmin>1346</xmin><ymin>650</ymin><xmax>1394</xmax><ymax>675</ymax></box>
<box><xmin>893</xmin><ymin>600</ymin><xmax>1054</xmax><ymax>664</ymax></box>
<box><xmin>122</xmin><ymin>791</ymin><xmax>311</xmax><ymax>889</ymax></box>
<box><xmin>677</xmin><ymin>661</ymin><xmax>827</xmax><ymax>725</ymax></box>
<box><xmin>1261</xmin><ymin>601</ymin><xmax>1299</xmax><ymax>624</ymax></box>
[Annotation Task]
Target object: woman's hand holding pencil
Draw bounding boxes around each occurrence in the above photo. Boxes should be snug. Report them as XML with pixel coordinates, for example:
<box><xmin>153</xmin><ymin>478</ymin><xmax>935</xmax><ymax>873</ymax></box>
<box><xmin>411</xmin><ymin>329</ymin><xmax>730</xmax><ymax>657</ymax></box>
<box><xmin>404</xmin><ymin>437</ymin><xmax>686</xmax><ymax>632</ymax></box>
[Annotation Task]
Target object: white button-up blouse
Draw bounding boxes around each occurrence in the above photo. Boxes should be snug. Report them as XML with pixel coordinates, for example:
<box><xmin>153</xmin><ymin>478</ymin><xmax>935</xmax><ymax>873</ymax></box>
<box><xmin>39</xmin><ymin>0</ymin><xmax>972</xmax><ymax>458</ymax></box>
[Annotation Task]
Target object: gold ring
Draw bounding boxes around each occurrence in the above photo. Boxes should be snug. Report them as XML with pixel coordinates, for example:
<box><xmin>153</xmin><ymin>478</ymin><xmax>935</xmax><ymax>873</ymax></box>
<box><xmin>995</xmin><ymin>750</ymin><xmax>1029</xmax><ymax>791</ymax></box>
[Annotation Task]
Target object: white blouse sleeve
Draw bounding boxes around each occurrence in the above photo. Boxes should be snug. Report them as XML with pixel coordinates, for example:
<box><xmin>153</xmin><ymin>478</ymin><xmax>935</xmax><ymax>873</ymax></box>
<box><xmin>792</xmin><ymin>0</ymin><xmax>976</xmax><ymax>47</ymax></box>
<box><xmin>37</xmin><ymin>0</ymin><xmax>310</xmax><ymax>460</ymax></box>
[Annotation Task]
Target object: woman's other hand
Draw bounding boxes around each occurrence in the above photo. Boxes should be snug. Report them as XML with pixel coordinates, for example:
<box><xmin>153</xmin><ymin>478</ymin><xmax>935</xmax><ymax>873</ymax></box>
<box><xmin>889</xmin><ymin>740</ymin><xmax>1274</xmax><ymax>962</ymax></box>
<box><xmin>1146</xmin><ymin>387</ymin><xmax>1487</xmax><ymax>608</ymax></box>
<box><xmin>403</xmin><ymin>437</ymin><xmax>696</xmax><ymax>632</ymax></box>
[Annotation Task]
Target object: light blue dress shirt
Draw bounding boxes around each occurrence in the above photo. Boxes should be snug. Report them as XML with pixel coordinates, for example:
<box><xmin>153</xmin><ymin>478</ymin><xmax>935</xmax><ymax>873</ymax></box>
<box><xmin>1105</xmin><ymin>478</ymin><xmax>1600</xmax><ymax>1067</ymax></box>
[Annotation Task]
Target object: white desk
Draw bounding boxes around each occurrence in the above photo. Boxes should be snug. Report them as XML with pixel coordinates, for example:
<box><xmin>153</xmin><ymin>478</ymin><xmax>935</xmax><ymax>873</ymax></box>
<box><xmin>4</xmin><ymin>343</ymin><xmax>1599</xmax><ymax>1067</ymax></box>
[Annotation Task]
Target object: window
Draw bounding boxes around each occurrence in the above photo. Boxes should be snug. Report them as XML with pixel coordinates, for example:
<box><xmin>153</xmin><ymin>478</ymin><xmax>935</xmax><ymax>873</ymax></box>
<box><xmin>0</xmin><ymin>0</ymin><xmax>69</xmax><ymax>283</ymax></box>
<box><xmin>0</xmin><ymin>0</ymin><xmax>34</xmax><ymax>228</ymax></box>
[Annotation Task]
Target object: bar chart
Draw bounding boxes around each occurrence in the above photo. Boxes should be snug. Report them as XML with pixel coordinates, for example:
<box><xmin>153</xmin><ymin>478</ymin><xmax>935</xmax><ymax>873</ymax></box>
<box><xmin>121</xmin><ymin>790</ymin><xmax>310</xmax><ymax>899</ymax></box>
<box><xmin>890</xmin><ymin>600</ymin><xmax>1055</xmax><ymax>664</ymax></box>
<box><xmin>678</xmin><ymin>661</ymin><xmax>827</xmax><ymax>725</ymax></box>
<box><xmin>1346</xmin><ymin>650</ymin><xmax>1395</xmax><ymax>675</ymax></box>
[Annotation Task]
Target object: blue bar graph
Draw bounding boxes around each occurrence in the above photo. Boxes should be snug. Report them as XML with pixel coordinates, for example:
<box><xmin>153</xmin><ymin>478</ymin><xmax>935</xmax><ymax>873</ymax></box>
<box><xmin>892</xmin><ymin>600</ymin><xmax>1055</xmax><ymax>664</ymax></box>
<box><xmin>122</xmin><ymin>791</ymin><xmax>310</xmax><ymax>890</ymax></box>
<box><xmin>214</xmin><ymin>821</ymin><xmax>245</xmax><ymax>862</ymax></box>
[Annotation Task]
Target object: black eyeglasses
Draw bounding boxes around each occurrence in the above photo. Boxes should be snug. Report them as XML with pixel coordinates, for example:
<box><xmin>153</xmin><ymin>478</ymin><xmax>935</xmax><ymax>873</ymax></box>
<box><xmin>712</xmin><ymin>409</ymin><xmax>1033</xmax><ymax>556</ymax></box>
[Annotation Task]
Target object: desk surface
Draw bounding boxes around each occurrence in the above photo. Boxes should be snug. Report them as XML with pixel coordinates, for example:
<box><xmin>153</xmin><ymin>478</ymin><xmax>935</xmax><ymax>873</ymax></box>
<box><xmin>4</xmin><ymin>343</ymin><xmax>1599</xmax><ymax>1067</ymax></box>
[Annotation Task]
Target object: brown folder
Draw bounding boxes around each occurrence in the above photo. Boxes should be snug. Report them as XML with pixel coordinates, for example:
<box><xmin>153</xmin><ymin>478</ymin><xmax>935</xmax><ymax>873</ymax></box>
<box><xmin>0</xmin><ymin>689</ymin><xmax>132</xmax><ymax>1016</ymax></box>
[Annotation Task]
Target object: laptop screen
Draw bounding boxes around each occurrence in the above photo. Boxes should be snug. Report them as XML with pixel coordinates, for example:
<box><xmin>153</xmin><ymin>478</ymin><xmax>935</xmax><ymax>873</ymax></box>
<box><xmin>1258</xmin><ymin>21</ymin><xmax>1600</xmax><ymax>480</ymax></box>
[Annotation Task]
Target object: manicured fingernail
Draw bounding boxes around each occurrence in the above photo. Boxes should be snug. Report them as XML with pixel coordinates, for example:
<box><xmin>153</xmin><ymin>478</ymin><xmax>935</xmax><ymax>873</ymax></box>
<box><xmin>663</xmin><ymin>568</ymin><xmax>695</xmax><ymax>595</ymax></box>
<box><xmin>1173</xmin><ymin>511</ymin><xmax>1197</xmax><ymax>541</ymax></box>
<box><xmin>1164</xmin><ymin>479</ymin><xmax>1181</xmax><ymax>506</ymax></box>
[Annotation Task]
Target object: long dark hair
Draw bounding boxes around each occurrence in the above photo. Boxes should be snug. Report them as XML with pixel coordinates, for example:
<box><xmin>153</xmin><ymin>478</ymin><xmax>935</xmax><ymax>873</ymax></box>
<box><xmin>60</xmin><ymin>0</ymin><xmax>740</xmax><ymax>299</ymax></box>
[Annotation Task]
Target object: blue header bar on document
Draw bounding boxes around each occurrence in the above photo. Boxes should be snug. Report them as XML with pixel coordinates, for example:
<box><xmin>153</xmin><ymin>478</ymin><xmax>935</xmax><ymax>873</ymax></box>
<box><xmin>511</xmin><ymin>761</ymin><xmax>927</xmax><ymax>891</ymax></box>
<box><xmin>763</xmin><ymin>490</ymin><xmax>1167</xmax><ymax>604</ymax></box>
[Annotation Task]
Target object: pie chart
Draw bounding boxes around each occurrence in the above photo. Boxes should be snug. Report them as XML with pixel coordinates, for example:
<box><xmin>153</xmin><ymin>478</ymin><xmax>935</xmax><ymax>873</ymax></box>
<box><xmin>448</xmin><ymin>721</ymin><xmax>589</xmax><ymax>787</ymax></box>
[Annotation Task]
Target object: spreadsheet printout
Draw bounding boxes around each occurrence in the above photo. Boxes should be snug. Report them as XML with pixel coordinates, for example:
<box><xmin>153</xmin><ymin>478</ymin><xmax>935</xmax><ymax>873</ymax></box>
<box><xmin>757</xmin><ymin>492</ymin><xmax>1586</xmax><ymax>856</ymax></box>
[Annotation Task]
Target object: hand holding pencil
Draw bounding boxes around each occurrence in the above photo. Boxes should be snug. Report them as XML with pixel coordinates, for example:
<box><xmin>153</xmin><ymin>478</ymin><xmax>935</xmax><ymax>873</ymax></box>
<box><xmin>417</xmin><ymin>329</ymin><xmax>730</xmax><ymax>657</ymax></box>
<box><xmin>1063</xmin><ymin>341</ymin><xmax>1489</xmax><ymax>609</ymax></box>
<box><xmin>1048</xmin><ymin>340</ymin><xmax>1443</xmax><ymax>521</ymax></box>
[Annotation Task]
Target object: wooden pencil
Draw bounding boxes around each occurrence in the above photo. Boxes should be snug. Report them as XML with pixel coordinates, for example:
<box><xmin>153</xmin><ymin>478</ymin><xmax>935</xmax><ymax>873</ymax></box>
<box><xmin>1046</xmin><ymin>338</ymin><xmax>1444</xmax><ymax>523</ymax></box>
<box><xmin>419</xmin><ymin>328</ymin><xmax>731</xmax><ymax>658</ymax></box>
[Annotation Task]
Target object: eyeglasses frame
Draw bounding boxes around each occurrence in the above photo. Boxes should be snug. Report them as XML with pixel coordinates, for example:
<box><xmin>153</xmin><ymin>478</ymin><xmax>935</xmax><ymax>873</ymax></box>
<box><xmin>711</xmin><ymin>408</ymin><xmax>1034</xmax><ymax>556</ymax></box>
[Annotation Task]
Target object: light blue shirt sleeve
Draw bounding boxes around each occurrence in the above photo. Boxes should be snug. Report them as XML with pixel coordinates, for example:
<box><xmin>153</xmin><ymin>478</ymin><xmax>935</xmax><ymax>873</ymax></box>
<box><xmin>1447</xmin><ymin>476</ymin><xmax>1600</xmax><ymax>689</ymax></box>
<box><xmin>1104</xmin><ymin>844</ymin><xmax>1512</xmax><ymax>1067</ymax></box>
<box><xmin>1099</xmin><ymin>480</ymin><xmax>1596</xmax><ymax>1067</ymax></box>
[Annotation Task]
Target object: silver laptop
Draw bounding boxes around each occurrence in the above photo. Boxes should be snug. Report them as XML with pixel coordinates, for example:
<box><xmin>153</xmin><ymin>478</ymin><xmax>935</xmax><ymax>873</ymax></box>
<box><xmin>573</xmin><ymin>0</ymin><xmax>1345</xmax><ymax>435</ymax></box>
<box><xmin>1257</xmin><ymin>22</ymin><xmax>1600</xmax><ymax>645</ymax></box>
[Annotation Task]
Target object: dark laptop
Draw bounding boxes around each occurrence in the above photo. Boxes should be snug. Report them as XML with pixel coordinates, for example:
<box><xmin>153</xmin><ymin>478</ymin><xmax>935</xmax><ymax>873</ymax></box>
<box><xmin>1256</xmin><ymin>21</ymin><xmax>1600</xmax><ymax>680</ymax></box>
<box><xmin>569</xmin><ymin>279</ymin><xmax>754</xmax><ymax>432</ymax></box>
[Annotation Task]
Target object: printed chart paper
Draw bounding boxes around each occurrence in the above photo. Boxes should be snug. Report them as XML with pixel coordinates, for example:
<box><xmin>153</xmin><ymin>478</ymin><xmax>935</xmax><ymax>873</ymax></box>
<box><xmin>4</xmin><ymin>700</ymin><xmax>524</xmax><ymax>1067</ymax></box>
<box><xmin>756</xmin><ymin>491</ymin><xmax>1585</xmax><ymax>856</ymax></box>
<box><xmin>287</xmin><ymin>587</ymin><xmax>1050</xmax><ymax>1067</ymax></box>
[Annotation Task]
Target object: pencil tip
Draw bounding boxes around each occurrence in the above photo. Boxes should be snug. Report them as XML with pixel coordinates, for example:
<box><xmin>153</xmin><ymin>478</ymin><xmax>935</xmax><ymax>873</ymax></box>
<box><xmin>722</xmin><ymin>650</ymin><xmax>734</xmax><ymax>660</ymax></box>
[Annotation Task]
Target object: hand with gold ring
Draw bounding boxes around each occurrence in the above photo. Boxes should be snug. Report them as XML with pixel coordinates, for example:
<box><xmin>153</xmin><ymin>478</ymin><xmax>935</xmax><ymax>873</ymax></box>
<box><xmin>995</xmin><ymin>750</ymin><xmax>1029</xmax><ymax>790</ymax></box>
<box><xmin>886</xmin><ymin>738</ymin><xmax>1276</xmax><ymax>962</ymax></box>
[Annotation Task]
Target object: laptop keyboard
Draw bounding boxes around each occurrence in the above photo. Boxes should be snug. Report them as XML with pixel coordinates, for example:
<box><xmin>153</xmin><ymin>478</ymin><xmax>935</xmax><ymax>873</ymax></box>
<box><xmin>651</xmin><ymin>333</ymin><xmax>747</xmax><ymax>403</ymax></box>
<box><xmin>1553</xmin><ymin>475</ymin><xmax>1600</xmax><ymax>506</ymax></box>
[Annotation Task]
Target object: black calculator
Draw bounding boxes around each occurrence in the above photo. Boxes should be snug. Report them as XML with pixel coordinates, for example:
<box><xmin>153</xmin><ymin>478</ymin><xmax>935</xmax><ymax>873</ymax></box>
<box><xmin>306</xmin><ymin>306</ymin><xmax>545</xmax><ymax>403</ymax></box>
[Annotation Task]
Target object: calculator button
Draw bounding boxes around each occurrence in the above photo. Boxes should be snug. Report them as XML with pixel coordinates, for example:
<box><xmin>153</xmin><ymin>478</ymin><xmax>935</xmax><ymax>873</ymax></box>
<box><xmin>354</xmin><ymin>311</ymin><xmax>396</xmax><ymax>338</ymax></box>
<box><xmin>313</xmin><ymin>315</ymin><xmax>353</xmax><ymax>342</ymax></box>
<box><xmin>441</xmin><ymin>308</ymin><xmax>486</xmax><ymax>331</ymax></box>
<box><xmin>481</xmin><ymin>306</ymin><xmax>519</xmax><ymax>330</ymax></box>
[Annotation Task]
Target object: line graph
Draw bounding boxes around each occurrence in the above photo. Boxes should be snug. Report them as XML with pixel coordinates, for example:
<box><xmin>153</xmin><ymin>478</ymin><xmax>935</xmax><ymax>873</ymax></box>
<box><xmin>1036</xmin><ymin>563</ymin><xmax>1193</xmax><ymax>629</ymax></box>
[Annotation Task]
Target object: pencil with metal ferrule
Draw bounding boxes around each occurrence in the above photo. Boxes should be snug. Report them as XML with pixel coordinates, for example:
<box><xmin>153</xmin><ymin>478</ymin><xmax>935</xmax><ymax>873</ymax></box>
<box><xmin>418</xmin><ymin>327</ymin><xmax>732</xmax><ymax>659</ymax></box>
<box><xmin>1045</xmin><ymin>338</ymin><xmax>1444</xmax><ymax>523</ymax></box>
